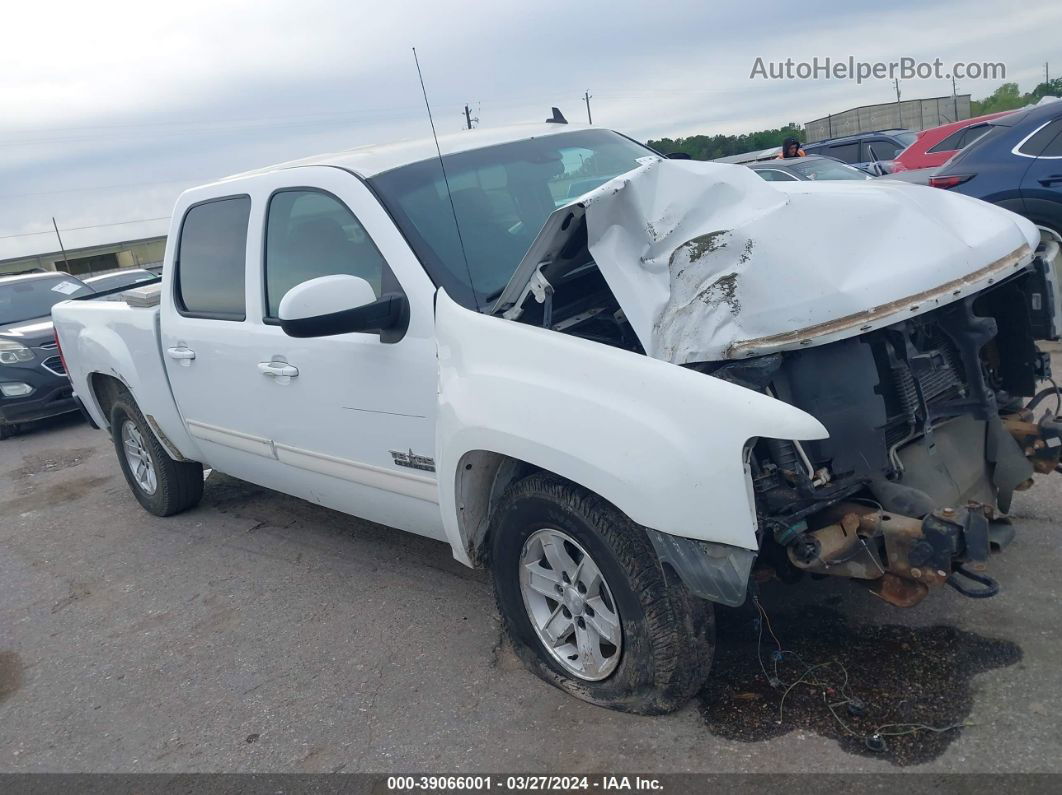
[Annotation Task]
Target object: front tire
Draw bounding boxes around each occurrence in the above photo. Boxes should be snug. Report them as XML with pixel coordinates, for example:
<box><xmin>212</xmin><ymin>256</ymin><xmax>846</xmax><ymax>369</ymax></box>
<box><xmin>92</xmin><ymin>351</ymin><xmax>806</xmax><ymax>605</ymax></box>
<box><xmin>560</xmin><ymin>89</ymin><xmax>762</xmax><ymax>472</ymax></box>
<box><xmin>489</xmin><ymin>473</ymin><xmax>714</xmax><ymax>714</ymax></box>
<box><xmin>110</xmin><ymin>395</ymin><xmax>203</xmax><ymax>516</ymax></box>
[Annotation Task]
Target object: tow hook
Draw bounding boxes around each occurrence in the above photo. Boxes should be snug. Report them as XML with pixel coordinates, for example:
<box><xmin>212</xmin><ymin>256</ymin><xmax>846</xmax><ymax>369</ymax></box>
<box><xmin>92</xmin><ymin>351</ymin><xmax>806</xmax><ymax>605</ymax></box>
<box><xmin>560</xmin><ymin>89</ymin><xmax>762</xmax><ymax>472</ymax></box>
<box><xmin>947</xmin><ymin>566</ymin><xmax>1000</xmax><ymax>598</ymax></box>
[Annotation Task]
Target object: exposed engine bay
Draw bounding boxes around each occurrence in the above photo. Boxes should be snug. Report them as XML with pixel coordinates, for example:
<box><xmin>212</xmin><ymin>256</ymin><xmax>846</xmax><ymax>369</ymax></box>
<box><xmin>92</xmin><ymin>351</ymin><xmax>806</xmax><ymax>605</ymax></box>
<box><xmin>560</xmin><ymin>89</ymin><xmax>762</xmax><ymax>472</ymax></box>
<box><xmin>492</xmin><ymin>160</ymin><xmax>1062</xmax><ymax>606</ymax></box>
<box><xmin>714</xmin><ymin>265</ymin><xmax>1062</xmax><ymax>605</ymax></box>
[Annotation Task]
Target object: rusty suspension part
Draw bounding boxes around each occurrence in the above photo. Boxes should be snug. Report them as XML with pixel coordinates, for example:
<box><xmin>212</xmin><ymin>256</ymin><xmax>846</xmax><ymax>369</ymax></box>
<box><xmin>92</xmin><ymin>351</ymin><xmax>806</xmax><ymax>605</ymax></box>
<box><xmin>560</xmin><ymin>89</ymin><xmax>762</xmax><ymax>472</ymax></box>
<box><xmin>1002</xmin><ymin>407</ymin><xmax>1062</xmax><ymax>476</ymax></box>
<box><xmin>785</xmin><ymin>501</ymin><xmax>996</xmax><ymax>608</ymax></box>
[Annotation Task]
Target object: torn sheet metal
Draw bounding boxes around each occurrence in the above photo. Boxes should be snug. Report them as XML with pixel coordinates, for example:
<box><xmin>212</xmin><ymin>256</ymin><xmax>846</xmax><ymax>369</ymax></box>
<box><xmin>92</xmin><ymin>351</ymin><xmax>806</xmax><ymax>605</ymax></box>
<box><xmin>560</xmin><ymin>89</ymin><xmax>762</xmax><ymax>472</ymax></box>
<box><xmin>498</xmin><ymin>159</ymin><xmax>1040</xmax><ymax>364</ymax></box>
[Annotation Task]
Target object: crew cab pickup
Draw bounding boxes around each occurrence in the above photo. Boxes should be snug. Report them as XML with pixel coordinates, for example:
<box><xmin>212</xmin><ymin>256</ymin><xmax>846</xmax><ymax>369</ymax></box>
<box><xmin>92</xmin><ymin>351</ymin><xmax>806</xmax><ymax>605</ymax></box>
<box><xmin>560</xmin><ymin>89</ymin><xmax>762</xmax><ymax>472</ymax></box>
<box><xmin>52</xmin><ymin>123</ymin><xmax>1062</xmax><ymax>714</ymax></box>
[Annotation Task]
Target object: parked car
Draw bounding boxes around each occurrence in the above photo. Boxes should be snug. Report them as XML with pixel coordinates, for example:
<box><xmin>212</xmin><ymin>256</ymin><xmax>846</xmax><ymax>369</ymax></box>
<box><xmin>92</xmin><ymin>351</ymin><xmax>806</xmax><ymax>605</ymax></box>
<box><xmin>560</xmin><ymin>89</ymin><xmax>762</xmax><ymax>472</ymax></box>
<box><xmin>891</xmin><ymin>111</ymin><xmax>1015</xmax><ymax>172</ymax></box>
<box><xmin>747</xmin><ymin>155</ymin><xmax>872</xmax><ymax>182</ymax></box>
<box><xmin>84</xmin><ymin>268</ymin><xmax>158</xmax><ymax>292</ymax></box>
<box><xmin>52</xmin><ymin>124</ymin><xmax>1061</xmax><ymax>714</ymax></box>
<box><xmin>929</xmin><ymin>100</ymin><xmax>1062</xmax><ymax>258</ymax></box>
<box><xmin>804</xmin><ymin>129</ymin><xmax>917</xmax><ymax>174</ymax></box>
<box><xmin>0</xmin><ymin>271</ymin><xmax>94</xmax><ymax>438</ymax></box>
<box><xmin>876</xmin><ymin>166</ymin><xmax>941</xmax><ymax>186</ymax></box>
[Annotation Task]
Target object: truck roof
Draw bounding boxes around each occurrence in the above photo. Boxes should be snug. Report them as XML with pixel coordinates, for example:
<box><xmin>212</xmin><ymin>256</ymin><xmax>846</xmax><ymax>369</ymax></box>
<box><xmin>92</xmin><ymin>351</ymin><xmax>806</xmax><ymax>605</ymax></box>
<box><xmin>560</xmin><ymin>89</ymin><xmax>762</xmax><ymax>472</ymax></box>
<box><xmin>216</xmin><ymin>122</ymin><xmax>590</xmax><ymax>185</ymax></box>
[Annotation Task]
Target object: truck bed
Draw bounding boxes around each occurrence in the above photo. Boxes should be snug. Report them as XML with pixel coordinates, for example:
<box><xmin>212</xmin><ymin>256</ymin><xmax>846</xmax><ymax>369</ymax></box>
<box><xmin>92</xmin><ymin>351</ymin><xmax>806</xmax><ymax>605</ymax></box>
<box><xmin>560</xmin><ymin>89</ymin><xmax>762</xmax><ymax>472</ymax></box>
<box><xmin>51</xmin><ymin>288</ymin><xmax>203</xmax><ymax>463</ymax></box>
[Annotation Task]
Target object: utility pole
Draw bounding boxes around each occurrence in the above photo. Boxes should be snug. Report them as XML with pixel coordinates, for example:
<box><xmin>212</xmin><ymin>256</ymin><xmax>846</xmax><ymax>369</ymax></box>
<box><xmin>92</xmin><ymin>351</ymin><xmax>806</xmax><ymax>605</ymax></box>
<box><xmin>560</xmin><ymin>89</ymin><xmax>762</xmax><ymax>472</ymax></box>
<box><xmin>1047</xmin><ymin>62</ymin><xmax>1051</xmax><ymax>84</ymax></box>
<box><xmin>952</xmin><ymin>75</ymin><xmax>958</xmax><ymax>122</ymax></box>
<box><xmin>583</xmin><ymin>90</ymin><xmax>592</xmax><ymax>125</ymax></box>
<box><xmin>464</xmin><ymin>104</ymin><xmax>474</xmax><ymax>130</ymax></box>
<box><xmin>893</xmin><ymin>78</ymin><xmax>902</xmax><ymax>127</ymax></box>
<box><xmin>51</xmin><ymin>217</ymin><xmax>70</xmax><ymax>273</ymax></box>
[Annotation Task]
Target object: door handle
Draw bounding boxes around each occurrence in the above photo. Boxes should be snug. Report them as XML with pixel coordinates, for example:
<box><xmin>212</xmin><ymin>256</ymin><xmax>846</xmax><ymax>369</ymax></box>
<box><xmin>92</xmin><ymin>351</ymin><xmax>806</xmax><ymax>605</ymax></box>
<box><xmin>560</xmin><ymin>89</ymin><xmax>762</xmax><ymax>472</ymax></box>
<box><xmin>258</xmin><ymin>361</ymin><xmax>299</xmax><ymax>379</ymax></box>
<box><xmin>1038</xmin><ymin>175</ymin><xmax>1062</xmax><ymax>186</ymax></box>
<box><xmin>166</xmin><ymin>346</ymin><xmax>196</xmax><ymax>367</ymax></box>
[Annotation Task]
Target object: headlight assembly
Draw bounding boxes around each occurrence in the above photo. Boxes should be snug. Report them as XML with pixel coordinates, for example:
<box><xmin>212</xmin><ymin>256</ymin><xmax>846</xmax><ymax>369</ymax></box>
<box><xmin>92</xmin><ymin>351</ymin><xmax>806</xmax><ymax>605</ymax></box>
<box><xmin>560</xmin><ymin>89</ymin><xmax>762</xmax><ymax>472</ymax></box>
<box><xmin>0</xmin><ymin>339</ymin><xmax>34</xmax><ymax>365</ymax></box>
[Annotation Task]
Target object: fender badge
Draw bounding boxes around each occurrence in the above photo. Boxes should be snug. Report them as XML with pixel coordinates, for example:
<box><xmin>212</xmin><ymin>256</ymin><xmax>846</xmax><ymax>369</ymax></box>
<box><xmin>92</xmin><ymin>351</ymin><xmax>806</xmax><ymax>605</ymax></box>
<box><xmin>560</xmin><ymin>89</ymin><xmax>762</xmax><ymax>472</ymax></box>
<box><xmin>389</xmin><ymin>449</ymin><xmax>436</xmax><ymax>472</ymax></box>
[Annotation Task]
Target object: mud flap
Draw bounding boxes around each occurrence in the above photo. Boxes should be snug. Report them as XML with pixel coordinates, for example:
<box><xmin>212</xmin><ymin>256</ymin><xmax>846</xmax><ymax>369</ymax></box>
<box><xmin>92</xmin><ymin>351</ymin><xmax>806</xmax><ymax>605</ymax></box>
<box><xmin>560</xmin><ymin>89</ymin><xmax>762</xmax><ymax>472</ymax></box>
<box><xmin>644</xmin><ymin>528</ymin><xmax>756</xmax><ymax>607</ymax></box>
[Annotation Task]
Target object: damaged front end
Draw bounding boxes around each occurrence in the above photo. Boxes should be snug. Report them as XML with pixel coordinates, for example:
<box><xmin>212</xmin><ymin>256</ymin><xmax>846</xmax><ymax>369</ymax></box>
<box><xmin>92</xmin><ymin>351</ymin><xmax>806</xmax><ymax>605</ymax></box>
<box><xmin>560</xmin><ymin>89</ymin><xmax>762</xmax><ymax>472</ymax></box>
<box><xmin>492</xmin><ymin>158</ymin><xmax>1062</xmax><ymax>607</ymax></box>
<box><xmin>723</xmin><ymin>268</ymin><xmax>1062</xmax><ymax>606</ymax></box>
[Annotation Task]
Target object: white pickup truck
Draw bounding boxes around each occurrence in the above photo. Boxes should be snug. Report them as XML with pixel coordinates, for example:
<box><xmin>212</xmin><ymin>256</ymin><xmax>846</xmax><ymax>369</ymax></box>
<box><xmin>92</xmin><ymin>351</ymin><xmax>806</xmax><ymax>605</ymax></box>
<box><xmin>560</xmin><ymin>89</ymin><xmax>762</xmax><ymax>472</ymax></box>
<box><xmin>53</xmin><ymin>123</ymin><xmax>1062</xmax><ymax>714</ymax></box>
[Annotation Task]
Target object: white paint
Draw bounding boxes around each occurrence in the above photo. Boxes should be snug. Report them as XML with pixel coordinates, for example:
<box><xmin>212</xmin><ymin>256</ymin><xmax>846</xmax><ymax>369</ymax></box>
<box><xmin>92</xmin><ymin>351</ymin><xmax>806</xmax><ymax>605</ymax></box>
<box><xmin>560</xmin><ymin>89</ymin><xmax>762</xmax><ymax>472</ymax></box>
<box><xmin>278</xmin><ymin>274</ymin><xmax>376</xmax><ymax>320</ymax></box>
<box><xmin>158</xmin><ymin>165</ymin><xmax>443</xmax><ymax>538</ymax></box>
<box><xmin>435</xmin><ymin>290</ymin><xmax>826</xmax><ymax>557</ymax></box>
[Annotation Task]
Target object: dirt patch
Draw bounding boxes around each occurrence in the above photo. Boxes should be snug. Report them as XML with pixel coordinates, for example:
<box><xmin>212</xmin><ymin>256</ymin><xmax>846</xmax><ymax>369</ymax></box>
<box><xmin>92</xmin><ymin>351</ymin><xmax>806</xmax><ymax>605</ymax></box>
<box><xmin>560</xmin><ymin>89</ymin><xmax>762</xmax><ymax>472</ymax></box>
<box><xmin>697</xmin><ymin>273</ymin><xmax>741</xmax><ymax>315</ymax></box>
<box><xmin>702</xmin><ymin>603</ymin><xmax>1021</xmax><ymax>766</ymax></box>
<box><xmin>51</xmin><ymin>582</ymin><xmax>93</xmax><ymax>614</ymax></box>
<box><xmin>738</xmin><ymin>238</ymin><xmax>754</xmax><ymax>265</ymax></box>
<box><xmin>672</xmin><ymin>230</ymin><xmax>729</xmax><ymax>268</ymax></box>
<box><xmin>0</xmin><ymin>474</ymin><xmax>113</xmax><ymax>515</ymax></box>
<box><xmin>0</xmin><ymin>651</ymin><xmax>23</xmax><ymax>702</ymax></box>
<box><xmin>10</xmin><ymin>447</ymin><xmax>95</xmax><ymax>479</ymax></box>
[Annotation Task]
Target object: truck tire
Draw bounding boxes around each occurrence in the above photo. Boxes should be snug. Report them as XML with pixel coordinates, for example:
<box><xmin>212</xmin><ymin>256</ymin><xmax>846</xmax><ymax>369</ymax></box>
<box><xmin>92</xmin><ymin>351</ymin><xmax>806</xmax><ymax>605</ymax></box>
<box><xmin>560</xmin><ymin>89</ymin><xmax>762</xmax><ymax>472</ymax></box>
<box><xmin>489</xmin><ymin>472</ymin><xmax>714</xmax><ymax>714</ymax></box>
<box><xmin>110</xmin><ymin>395</ymin><xmax>203</xmax><ymax>516</ymax></box>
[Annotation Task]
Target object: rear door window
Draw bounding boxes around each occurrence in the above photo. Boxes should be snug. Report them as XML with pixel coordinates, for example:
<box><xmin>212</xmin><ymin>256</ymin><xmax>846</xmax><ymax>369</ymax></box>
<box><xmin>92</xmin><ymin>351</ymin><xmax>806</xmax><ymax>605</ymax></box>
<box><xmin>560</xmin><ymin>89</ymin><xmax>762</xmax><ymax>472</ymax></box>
<box><xmin>175</xmin><ymin>197</ymin><xmax>251</xmax><ymax>320</ymax></box>
<box><xmin>1040</xmin><ymin>128</ymin><xmax>1062</xmax><ymax>158</ymax></box>
<box><xmin>862</xmin><ymin>139</ymin><xmax>902</xmax><ymax>161</ymax></box>
<box><xmin>927</xmin><ymin>129</ymin><xmax>967</xmax><ymax>153</ymax></box>
<box><xmin>827</xmin><ymin>142</ymin><xmax>860</xmax><ymax>163</ymax></box>
<box><xmin>1016</xmin><ymin>119</ymin><xmax>1062</xmax><ymax>157</ymax></box>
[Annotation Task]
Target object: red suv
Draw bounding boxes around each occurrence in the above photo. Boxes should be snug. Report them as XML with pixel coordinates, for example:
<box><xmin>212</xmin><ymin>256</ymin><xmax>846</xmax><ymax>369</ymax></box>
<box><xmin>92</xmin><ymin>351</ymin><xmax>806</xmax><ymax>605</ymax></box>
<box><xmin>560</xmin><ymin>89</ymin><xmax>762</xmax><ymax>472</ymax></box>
<box><xmin>891</xmin><ymin>111</ymin><xmax>1016</xmax><ymax>172</ymax></box>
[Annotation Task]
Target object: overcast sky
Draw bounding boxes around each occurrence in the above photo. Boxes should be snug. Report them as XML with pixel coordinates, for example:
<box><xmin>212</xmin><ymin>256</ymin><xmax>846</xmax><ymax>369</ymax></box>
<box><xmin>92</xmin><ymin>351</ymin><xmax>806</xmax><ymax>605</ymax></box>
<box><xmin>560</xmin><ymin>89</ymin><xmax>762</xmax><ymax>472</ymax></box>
<box><xmin>2</xmin><ymin>0</ymin><xmax>1060</xmax><ymax>259</ymax></box>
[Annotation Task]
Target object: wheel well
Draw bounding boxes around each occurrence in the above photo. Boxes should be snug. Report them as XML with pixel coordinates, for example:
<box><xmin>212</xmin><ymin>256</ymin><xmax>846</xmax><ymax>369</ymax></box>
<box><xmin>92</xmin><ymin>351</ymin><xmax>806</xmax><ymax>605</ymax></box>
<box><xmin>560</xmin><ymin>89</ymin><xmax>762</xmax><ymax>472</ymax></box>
<box><xmin>454</xmin><ymin>451</ymin><xmax>539</xmax><ymax>566</ymax></box>
<box><xmin>88</xmin><ymin>373</ymin><xmax>130</xmax><ymax>427</ymax></box>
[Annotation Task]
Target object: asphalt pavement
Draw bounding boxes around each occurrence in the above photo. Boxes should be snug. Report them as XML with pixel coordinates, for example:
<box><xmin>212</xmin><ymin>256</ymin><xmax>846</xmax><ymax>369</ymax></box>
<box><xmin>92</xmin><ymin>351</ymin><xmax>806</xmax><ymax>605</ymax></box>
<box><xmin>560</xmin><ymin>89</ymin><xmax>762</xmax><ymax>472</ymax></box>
<box><xmin>1</xmin><ymin>408</ymin><xmax>1060</xmax><ymax>774</ymax></box>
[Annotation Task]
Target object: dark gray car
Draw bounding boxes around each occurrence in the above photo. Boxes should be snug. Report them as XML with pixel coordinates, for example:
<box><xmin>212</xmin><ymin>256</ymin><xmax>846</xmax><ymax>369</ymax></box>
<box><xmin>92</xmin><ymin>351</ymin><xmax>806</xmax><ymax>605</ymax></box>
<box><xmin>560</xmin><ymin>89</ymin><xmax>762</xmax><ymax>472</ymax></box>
<box><xmin>0</xmin><ymin>272</ymin><xmax>93</xmax><ymax>438</ymax></box>
<box><xmin>748</xmin><ymin>155</ymin><xmax>873</xmax><ymax>182</ymax></box>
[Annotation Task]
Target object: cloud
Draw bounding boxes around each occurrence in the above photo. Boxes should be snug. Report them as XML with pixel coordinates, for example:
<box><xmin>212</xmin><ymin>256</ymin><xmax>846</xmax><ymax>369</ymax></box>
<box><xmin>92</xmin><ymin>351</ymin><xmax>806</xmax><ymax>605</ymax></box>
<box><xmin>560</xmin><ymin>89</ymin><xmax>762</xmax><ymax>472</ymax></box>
<box><xmin>2</xmin><ymin>0</ymin><xmax>1059</xmax><ymax>258</ymax></box>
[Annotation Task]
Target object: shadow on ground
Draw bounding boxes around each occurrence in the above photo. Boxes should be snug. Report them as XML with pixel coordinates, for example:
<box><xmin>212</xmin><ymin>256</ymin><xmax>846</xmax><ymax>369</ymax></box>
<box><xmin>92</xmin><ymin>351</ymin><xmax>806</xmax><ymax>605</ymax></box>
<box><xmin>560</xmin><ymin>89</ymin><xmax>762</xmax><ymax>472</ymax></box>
<box><xmin>702</xmin><ymin>596</ymin><xmax>1022</xmax><ymax>766</ymax></box>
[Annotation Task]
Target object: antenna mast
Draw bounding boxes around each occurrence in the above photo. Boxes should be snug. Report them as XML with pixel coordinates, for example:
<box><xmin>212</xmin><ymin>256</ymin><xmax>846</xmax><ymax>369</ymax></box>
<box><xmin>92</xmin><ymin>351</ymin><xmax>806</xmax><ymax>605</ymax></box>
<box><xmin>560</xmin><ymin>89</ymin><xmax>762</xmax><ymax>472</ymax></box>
<box><xmin>412</xmin><ymin>47</ymin><xmax>479</xmax><ymax>311</ymax></box>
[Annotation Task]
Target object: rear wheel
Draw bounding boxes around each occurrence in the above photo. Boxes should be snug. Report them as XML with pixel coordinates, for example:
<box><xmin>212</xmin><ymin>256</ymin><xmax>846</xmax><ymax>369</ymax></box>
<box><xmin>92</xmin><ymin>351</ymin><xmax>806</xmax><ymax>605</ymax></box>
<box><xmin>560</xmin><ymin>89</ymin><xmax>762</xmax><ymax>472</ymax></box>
<box><xmin>489</xmin><ymin>472</ymin><xmax>714</xmax><ymax>714</ymax></box>
<box><xmin>110</xmin><ymin>395</ymin><xmax>203</xmax><ymax>516</ymax></box>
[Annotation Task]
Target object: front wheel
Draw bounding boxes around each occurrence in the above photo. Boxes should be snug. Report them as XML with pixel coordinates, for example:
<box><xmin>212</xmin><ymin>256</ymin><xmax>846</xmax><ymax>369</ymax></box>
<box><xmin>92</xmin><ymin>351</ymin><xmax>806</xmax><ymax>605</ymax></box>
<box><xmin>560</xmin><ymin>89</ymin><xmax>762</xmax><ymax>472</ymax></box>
<box><xmin>110</xmin><ymin>395</ymin><xmax>203</xmax><ymax>516</ymax></box>
<box><xmin>489</xmin><ymin>473</ymin><xmax>714</xmax><ymax>714</ymax></box>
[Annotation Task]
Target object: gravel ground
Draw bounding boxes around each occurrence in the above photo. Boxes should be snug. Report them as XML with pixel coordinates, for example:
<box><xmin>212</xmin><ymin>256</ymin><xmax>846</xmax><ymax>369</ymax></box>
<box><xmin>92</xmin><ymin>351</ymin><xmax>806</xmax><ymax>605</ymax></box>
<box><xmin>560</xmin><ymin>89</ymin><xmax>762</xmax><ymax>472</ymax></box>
<box><xmin>1</xmin><ymin>406</ymin><xmax>1060</xmax><ymax>774</ymax></box>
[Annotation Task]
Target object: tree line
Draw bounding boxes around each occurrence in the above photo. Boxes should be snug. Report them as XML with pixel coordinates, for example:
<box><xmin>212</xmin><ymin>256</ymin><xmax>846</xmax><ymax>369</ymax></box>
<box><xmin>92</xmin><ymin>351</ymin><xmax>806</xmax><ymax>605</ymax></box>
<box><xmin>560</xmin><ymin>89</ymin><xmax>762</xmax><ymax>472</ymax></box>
<box><xmin>647</xmin><ymin>79</ymin><xmax>1062</xmax><ymax>160</ymax></box>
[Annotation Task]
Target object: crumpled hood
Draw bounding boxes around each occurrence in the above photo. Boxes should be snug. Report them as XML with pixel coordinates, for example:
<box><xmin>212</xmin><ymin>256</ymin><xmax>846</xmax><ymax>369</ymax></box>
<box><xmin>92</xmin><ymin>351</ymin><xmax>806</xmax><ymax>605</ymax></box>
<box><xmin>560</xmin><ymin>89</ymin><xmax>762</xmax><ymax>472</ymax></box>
<box><xmin>496</xmin><ymin>159</ymin><xmax>1040</xmax><ymax>363</ymax></box>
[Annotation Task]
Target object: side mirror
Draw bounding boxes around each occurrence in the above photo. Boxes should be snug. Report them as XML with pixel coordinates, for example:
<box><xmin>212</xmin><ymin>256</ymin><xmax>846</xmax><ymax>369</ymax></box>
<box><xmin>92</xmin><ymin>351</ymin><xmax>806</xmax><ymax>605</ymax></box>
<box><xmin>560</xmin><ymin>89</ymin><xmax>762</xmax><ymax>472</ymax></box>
<box><xmin>278</xmin><ymin>274</ymin><xmax>409</xmax><ymax>341</ymax></box>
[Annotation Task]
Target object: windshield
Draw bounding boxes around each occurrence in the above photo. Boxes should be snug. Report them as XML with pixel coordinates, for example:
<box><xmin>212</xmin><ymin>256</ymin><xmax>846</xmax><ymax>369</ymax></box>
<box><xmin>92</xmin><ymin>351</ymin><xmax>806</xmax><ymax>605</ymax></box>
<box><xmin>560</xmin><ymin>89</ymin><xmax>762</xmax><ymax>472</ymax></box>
<box><xmin>369</xmin><ymin>129</ymin><xmax>658</xmax><ymax>308</ymax></box>
<box><xmin>789</xmin><ymin>159</ymin><xmax>871</xmax><ymax>181</ymax></box>
<box><xmin>894</xmin><ymin>131</ymin><xmax>918</xmax><ymax>147</ymax></box>
<box><xmin>0</xmin><ymin>275</ymin><xmax>93</xmax><ymax>325</ymax></box>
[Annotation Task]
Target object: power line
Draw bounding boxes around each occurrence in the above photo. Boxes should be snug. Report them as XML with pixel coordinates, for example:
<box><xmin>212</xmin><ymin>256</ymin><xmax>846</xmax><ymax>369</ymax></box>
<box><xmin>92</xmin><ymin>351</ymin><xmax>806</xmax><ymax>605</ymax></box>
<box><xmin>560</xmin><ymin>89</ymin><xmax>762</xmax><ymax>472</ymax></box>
<box><xmin>0</xmin><ymin>216</ymin><xmax>170</xmax><ymax>241</ymax></box>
